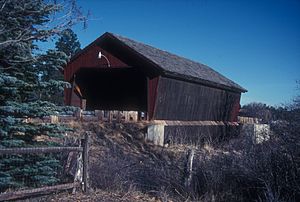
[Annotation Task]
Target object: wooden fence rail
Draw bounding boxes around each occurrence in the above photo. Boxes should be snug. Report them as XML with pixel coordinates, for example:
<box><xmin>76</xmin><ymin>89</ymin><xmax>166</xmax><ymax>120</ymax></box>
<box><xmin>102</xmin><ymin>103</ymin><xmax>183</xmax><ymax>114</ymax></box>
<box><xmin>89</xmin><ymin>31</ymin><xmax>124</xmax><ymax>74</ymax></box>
<box><xmin>0</xmin><ymin>132</ymin><xmax>90</xmax><ymax>201</ymax></box>
<box><xmin>0</xmin><ymin>147</ymin><xmax>83</xmax><ymax>155</ymax></box>
<box><xmin>0</xmin><ymin>183</ymin><xmax>80</xmax><ymax>201</ymax></box>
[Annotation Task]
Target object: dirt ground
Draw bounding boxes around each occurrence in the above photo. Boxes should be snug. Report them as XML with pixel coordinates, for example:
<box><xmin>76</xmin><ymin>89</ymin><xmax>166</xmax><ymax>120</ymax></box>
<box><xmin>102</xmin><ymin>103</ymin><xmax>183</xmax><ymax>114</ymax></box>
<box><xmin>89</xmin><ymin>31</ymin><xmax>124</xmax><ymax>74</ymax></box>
<box><xmin>38</xmin><ymin>189</ymin><xmax>160</xmax><ymax>202</ymax></box>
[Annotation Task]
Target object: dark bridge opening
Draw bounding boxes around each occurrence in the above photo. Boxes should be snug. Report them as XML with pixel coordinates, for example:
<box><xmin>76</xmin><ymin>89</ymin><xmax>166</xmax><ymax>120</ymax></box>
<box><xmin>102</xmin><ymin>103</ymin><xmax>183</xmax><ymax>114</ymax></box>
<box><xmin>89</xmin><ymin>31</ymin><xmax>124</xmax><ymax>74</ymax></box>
<box><xmin>75</xmin><ymin>67</ymin><xmax>148</xmax><ymax>111</ymax></box>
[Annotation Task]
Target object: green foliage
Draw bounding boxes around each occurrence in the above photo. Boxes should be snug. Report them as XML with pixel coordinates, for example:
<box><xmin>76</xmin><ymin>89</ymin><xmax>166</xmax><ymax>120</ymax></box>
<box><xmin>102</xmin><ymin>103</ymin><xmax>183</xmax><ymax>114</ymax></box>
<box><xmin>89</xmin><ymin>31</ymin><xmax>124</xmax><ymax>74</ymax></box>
<box><xmin>0</xmin><ymin>154</ymin><xmax>63</xmax><ymax>190</ymax></box>
<box><xmin>55</xmin><ymin>28</ymin><xmax>81</xmax><ymax>59</ymax></box>
<box><xmin>36</xmin><ymin>49</ymin><xmax>69</xmax><ymax>105</ymax></box>
<box><xmin>0</xmin><ymin>0</ymin><xmax>85</xmax><ymax>192</ymax></box>
<box><xmin>39</xmin><ymin>29</ymin><xmax>81</xmax><ymax>105</ymax></box>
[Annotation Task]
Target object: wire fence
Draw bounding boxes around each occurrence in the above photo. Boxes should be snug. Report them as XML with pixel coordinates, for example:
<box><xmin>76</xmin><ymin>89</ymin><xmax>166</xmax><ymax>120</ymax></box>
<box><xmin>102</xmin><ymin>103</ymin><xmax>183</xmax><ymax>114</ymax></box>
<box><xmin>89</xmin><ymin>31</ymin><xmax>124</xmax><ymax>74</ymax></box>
<box><xmin>0</xmin><ymin>133</ymin><xmax>90</xmax><ymax>201</ymax></box>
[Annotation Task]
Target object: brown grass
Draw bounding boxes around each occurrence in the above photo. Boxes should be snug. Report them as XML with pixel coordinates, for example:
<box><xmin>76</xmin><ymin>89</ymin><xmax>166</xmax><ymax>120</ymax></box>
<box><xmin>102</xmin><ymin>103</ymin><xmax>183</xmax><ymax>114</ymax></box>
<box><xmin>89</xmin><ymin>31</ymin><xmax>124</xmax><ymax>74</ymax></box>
<box><xmin>50</xmin><ymin>121</ymin><xmax>299</xmax><ymax>202</ymax></box>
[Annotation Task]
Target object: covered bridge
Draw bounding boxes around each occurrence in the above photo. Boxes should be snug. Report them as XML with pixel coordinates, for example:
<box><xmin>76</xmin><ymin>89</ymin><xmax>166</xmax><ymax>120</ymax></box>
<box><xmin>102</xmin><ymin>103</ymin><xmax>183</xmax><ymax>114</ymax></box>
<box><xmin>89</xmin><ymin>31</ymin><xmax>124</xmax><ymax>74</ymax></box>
<box><xmin>64</xmin><ymin>32</ymin><xmax>246</xmax><ymax>123</ymax></box>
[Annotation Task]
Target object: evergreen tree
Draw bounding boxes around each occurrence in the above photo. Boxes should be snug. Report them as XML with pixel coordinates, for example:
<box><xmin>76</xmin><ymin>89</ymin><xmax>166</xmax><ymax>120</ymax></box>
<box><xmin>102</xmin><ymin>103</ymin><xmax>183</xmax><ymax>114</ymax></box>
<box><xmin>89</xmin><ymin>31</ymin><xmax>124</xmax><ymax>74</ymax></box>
<box><xmin>0</xmin><ymin>0</ymin><xmax>86</xmax><ymax>191</ymax></box>
<box><xmin>55</xmin><ymin>28</ymin><xmax>81</xmax><ymax>59</ymax></box>
<box><xmin>46</xmin><ymin>28</ymin><xmax>81</xmax><ymax>105</ymax></box>
<box><xmin>37</xmin><ymin>49</ymin><xmax>68</xmax><ymax>105</ymax></box>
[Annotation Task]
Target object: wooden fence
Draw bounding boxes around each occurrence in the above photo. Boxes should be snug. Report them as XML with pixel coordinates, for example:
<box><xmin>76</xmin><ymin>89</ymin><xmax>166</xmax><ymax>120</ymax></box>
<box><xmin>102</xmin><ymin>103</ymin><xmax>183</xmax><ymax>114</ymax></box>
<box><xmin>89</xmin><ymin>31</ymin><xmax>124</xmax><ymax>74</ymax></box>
<box><xmin>0</xmin><ymin>133</ymin><xmax>90</xmax><ymax>201</ymax></box>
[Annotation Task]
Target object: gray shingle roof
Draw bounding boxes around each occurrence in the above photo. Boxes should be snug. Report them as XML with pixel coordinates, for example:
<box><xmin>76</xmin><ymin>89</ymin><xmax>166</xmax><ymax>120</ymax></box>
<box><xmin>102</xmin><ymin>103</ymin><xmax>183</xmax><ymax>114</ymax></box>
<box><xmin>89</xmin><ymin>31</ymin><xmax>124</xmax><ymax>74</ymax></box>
<box><xmin>109</xmin><ymin>32</ymin><xmax>246</xmax><ymax>93</ymax></box>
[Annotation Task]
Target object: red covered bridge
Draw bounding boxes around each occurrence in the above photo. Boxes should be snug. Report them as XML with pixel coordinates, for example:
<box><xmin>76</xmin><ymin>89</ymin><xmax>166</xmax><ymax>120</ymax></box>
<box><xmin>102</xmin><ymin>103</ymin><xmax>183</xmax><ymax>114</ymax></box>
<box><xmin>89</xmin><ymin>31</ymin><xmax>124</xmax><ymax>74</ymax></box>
<box><xmin>64</xmin><ymin>32</ymin><xmax>246</xmax><ymax>123</ymax></box>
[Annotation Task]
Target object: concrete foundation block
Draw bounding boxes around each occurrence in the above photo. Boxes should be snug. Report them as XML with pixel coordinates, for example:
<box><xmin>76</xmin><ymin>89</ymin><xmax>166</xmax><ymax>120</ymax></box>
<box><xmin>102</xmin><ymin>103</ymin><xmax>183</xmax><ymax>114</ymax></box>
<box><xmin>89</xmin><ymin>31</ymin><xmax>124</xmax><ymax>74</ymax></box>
<box><xmin>146</xmin><ymin>124</ymin><xmax>165</xmax><ymax>146</ymax></box>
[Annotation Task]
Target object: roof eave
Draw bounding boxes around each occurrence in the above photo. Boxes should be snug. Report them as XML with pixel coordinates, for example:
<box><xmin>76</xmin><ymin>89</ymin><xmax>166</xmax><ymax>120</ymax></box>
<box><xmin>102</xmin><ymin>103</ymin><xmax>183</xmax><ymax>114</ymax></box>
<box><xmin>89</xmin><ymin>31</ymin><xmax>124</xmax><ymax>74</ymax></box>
<box><xmin>163</xmin><ymin>71</ymin><xmax>247</xmax><ymax>93</ymax></box>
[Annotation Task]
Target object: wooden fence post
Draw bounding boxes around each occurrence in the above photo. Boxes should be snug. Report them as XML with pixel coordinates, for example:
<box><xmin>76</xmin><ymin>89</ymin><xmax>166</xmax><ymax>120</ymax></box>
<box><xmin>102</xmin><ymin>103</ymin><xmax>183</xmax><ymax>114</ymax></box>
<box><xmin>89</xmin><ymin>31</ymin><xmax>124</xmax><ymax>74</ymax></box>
<box><xmin>81</xmin><ymin>132</ymin><xmax>90</xmax><ymax>194</ymax></box>
<box><xmin>184</xmin><ymin>149</ymin><xmax>195</xmax><ymax>190</ymax></box>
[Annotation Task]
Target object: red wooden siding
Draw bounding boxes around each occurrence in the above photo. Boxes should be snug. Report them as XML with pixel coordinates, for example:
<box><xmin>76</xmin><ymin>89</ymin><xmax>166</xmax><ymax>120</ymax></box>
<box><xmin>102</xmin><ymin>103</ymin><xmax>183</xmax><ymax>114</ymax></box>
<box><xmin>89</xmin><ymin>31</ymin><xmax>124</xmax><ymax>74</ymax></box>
<box><xmin>64</xmin><ymin>88</ymin><xmax>82</xmax><ymax>107</ymax></box>
<box><xmin>154</xmin><ymin>77</ymin><xmax>241</xmax><ymax>121</ymax></box>
<box><xmin>64</xmin><ymin>44</ymin><xmax>129</xmax><ymax>82</ymax></box>
<box><xmin>64</xmin><ymin>44</ymin><xmax>130</xmax><ymax>105</ymax></box>
<box><xmin>70</xmin><ymin>90</ymin><xmax>81</xmax><ymax>107</ymax></box>
<box><xmin>148</xmin><ymin>76</ymin><xmax>160</xmax><ymax>120</ymax></box>
<box><xmin>229</xmin><ymin>95</ymin><xmax>241</xmax><ymax>122</ymax></box>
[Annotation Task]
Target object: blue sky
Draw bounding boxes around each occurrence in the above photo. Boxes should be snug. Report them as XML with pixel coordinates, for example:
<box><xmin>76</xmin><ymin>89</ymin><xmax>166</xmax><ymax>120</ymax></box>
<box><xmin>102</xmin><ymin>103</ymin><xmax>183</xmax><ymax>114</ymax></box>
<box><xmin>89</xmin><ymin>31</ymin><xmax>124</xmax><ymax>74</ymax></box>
<box><xmin>71</xmin><ymin>0</ymin><xmax>300</xmax><ymax>106</ymax></box>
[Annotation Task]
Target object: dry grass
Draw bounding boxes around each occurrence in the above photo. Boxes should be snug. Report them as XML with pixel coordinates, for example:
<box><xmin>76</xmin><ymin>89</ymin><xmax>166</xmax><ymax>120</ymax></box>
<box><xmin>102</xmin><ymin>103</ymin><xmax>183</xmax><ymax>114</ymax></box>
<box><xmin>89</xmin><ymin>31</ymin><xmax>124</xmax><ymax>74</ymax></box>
<box><xmin>45</xmin><ymin>121</ymin><xmax>299</xmax><ymax>202</ymax></box>
<box><xmin>29</xmin><ymin>189</ymin><xmax>159</xmax><ymax>202</ymax></box>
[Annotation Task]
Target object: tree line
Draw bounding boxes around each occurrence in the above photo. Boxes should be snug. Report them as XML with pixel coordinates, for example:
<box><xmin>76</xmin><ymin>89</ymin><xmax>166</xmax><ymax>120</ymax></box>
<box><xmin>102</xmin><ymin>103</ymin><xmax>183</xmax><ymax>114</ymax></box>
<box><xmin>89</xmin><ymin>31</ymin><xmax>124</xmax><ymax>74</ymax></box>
<box><xmin>240</xmin><ymin>98</ymin><xmax>299</xmax><ymax>124</ymax></box>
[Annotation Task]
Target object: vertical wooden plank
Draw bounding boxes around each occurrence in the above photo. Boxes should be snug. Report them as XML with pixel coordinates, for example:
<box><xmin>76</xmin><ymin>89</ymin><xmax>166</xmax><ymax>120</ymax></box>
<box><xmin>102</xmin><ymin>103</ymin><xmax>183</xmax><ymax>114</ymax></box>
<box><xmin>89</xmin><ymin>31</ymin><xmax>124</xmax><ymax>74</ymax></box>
<box><xmin>154</xmin><ymin>77</ymin><xmax>241</xmax><ymax>121</ymax></box>
<box><xmin>64</xmin><ymin>45</ymin><xmax>130</xmax><ymax>82</ymax></box>
<box><xmin>230</xmin><ymin>92</ymin><xmax>241</xmax><ymax>122</ymax></box>
<box><xmin>82</xmin><ymin>132</ymin><xmax>90</xmax><ymax>194</ymax></box>
<box><xmin>148</xmin><ymin>76</ymin><xmax>159</xmax><ymax>120</ymax></box>
<box><xmin>184</xmin><ymin>149</ymin><xmax>195</xmax><ymax>189</ymax></box>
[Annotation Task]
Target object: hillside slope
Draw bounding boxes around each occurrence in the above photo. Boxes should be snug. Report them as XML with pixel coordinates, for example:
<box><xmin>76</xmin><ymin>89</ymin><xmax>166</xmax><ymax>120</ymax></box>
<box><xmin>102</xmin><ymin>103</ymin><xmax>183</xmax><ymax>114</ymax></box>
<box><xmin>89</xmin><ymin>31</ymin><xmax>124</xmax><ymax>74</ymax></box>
<box><xmin>43</xmin><ymin>121</ymin><xmax>299</xmax><ymax>202</ymax></box>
